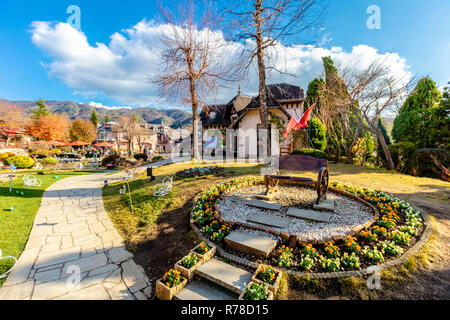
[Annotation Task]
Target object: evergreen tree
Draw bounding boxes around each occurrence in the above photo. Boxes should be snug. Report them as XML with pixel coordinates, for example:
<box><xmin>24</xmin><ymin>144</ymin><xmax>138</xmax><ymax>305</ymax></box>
<box><xmin>305</xmin><ymin>78</ymin><xmax>325</xmax><ymax>111</ymax></box>
<box><xmin>90</xmin><ymin>109</ymin><xmax>99</xmax><ymax>127</ymax></box>
<box><xmin>31</xmin><ymin>98</ymin><xmax>50</xmax><ymax>119</ymax></box>
<box><xmin>392</xmin><ymin>77</ymin><xmax>441</xmax><ymax>147</ymax></box>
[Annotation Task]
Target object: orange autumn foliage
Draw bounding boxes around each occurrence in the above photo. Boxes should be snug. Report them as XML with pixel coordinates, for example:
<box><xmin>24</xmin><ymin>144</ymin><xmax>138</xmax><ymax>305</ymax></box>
<box><xmin>26</xmin><ymin>114</ymin><xmax>70</xmax><ymax>141</ymax></box>
<box><xmin>0</xmin><ymin>101</ymin><xmax>28</xmax><ymax>130</ymax></box>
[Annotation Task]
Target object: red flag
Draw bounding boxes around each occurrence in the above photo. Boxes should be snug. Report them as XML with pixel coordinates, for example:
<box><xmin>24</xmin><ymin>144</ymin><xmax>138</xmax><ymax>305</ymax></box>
<box><xmin>294</xmin><ymin>104</ymin><xmax>315</xmax><ymax>130</ymax></box>
<box><xmin>283</xmin><ymin>113</ymin><xmax>299</xmax><ymax>138</ymax></box>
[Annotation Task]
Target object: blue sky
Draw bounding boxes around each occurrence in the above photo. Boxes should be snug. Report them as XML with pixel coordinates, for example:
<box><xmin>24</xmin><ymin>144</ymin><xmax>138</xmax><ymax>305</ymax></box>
<box><xmin>0</xmin><ymin>0</ymin><xmax>449</xmax><ymax>108</ymax></box>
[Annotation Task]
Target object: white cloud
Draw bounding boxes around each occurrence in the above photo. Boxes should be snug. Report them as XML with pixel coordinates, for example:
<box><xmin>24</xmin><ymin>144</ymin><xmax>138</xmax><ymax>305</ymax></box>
<box><xmin>88</xmin><ymin>102</ymin><xmax>132</xmax><ymax>110</ymax></box>
<box><xmin>31</xmin><ymin>20</ymin><xmax>412</xmax><ymax>108</ymax></box>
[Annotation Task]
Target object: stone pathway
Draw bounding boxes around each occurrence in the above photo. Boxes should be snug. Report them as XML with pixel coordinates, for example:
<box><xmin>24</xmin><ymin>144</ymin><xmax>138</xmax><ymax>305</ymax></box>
<box><xmin>0</xmin><ymin>173</ymin><xmax>151</xmax><ymax>300</ymax></box>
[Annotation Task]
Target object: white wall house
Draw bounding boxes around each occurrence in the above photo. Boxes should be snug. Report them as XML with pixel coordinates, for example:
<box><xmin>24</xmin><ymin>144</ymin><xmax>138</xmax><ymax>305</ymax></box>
<box><xmin>200</xmin><ymin>83</ymin><xmax>305</xmax><ymax>160</ymax></box>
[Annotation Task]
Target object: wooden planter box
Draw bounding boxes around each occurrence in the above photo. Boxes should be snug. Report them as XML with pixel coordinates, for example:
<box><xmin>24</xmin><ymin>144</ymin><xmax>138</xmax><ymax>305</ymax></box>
<box><xmin>251</xmin><ymin>265</ymin><xmax>282</xmax><ymax>294</ymax></box>
<box><xmin>238</xmin><ymin>282</ymin><xmax>274</xmax><ymax>301</ymax></box>
<box><xmin>174</xmin><ymin>254</ymin><xmax>203</xmax><ymax>281</ymax></box>
<box><xmin>190</xmin><ymin>242</ymin><xmax>216</xmax><ymax>263</ymax></box>
<box><xmin>155</xmin><ymin>277</ymin><xmax>188</xmax><ymax>300</ymax></box>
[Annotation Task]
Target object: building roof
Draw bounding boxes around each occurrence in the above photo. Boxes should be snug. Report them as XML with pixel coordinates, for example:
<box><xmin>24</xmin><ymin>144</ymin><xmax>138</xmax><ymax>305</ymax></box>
<box><xmin>201</xmin><ymin>83</ymin><xmax>304</xmax><ymax>127</ymax></box>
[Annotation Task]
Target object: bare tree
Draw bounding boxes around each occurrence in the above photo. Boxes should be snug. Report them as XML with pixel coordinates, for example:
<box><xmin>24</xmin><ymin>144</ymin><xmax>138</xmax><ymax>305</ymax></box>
<box><xmin>322</xmin><ymin>59</ymin><xmax>412</xmax><ymax>169</ymax></box>
<box><xmin>155</xmin><ymin>0</ymin><xmax>233</xmax><ymax>161</ymax></box>
<box><xmin>219</xmin><ymin>0</ymin><xmax>326</xmax><ymax>152</ymax></box>
<box><xmin>119</xmin><ymin>114</ymin><xmax>144</xmax><ymax>155</ymax></box>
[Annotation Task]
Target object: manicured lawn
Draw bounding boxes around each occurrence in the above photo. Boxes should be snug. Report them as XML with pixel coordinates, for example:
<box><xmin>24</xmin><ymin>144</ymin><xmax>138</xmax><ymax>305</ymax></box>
<box><xmin>0</xmin><ymin>171</ymin><xmax>90</xmax><ymax>286</ymax></box>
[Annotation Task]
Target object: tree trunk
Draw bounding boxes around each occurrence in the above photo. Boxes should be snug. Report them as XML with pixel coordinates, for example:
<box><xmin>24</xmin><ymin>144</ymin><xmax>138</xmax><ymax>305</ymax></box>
<box><xmin>189</xmin><ymin>77</ymin><xmax>200</xmax><ymax>162</ymax></box>
<box><xmin>254</xmin><ymin>0</ymin><xmax>270</xmax><ymax>157</ymax></box>
<box><xmin>376</xmin><ymin>129</ymin><xmax>394</xmax><ymax>169</ymax></box>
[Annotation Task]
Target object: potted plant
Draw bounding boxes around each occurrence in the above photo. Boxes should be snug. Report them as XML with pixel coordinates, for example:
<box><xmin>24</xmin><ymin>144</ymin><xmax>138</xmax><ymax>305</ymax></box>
<box><xmin>174</xmin><ymin>253</ymin><xmax>203</xmax><ymax>281</ymax></box>
<box><xmin>251</xmin><ymin>264</ymin><xmax>282</xmax><ymax>294</ymax></box>
<box><xmin>239</xmin><ymin>282</ymin><xmax>273</xmax><ymax>301</ymax></box>
<box><xmin>191</xmin><ymin>241</ymin><xmax>216</xmax><ymax>263</ymax></box>
<box><xmin>155</xmin><ymin>269</ymin><xmax>188</xmax><ymax>300</ymax></box>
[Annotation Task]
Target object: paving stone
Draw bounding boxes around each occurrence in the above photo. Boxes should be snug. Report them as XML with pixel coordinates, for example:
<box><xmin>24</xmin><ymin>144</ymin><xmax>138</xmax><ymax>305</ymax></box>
<box><xmin>61</xmin><ymin>253</ymin><xmax>108</xmax><ymax>278</ymax></box>
<box><xmin>88</xmin><ymin>263</ymin><xmax>119</xmax><ymax>277</ymax></box>
<box><xmin>107</xmin><ymin>246</ymin><xmax>133</xmax><ymax>264</ymax></box>
<box><xmin>286</xmin><ymin>207</ymin><xmax>332</xmax><ymax>222</ymax></box>
<box><xmin>313</xmin><ymin>199</ymin><xmax>335</xmax><ymax>212</ymax></box>
<box><xmin>246</xmin><ymin>212</ymin><xmax>290</xmax><ymax>228</ymax></box>
<box><xmin>225</xmin><ymin>230</ymin><xmax>277</xmax><ymax>257</ymax></box>
<box><xmin>0</xmin><ymin>280</ymin><xmax>34</xmax><ymax>300</ymax></box>
<box><xmin>246</xmin><ymin>199</ymin><xmax>283</xmax><ymax>211</ymax></box>
<box><xmin>34</xmin><ymin>247</ymin><xmax>81</xmax><ymax>269</ymax></box>
<box><xmin>32</xmin><ymin>279</ymin><xmax>72</xmax><ymax>300</ymax></box>
<box><xmin>40</xmin><ymin>242</ymin><xmax>61</xmax><ymax>254</ymax></box>
<box><xmin>34</xmin><ymin>268</ymin><xmax>61</xmax><ymax>284</ymax></box>
<box><xmin>53</xmin><ymin>284</ymin><xmax>111</xmax><ymax>300</ymax></box>
<box><xmin>133</xmin><ymin>290</ymin><xmax>148</xmax><ymax>300</ymax></box>
<box><xmin>121</xmin><ymin>260</ymin><xmax>149</xmax><ymax>293</ymax></box>
<box><xmin>194</xmin><ymin>259</ymin><xmax>253</xmax><ymax>294</ymax></box>
<box><xmin>1</xmin><ymin>172</ymin><xmax>150</xmax><ymax>301</ymax></box>
<box><xmin>175</xmin><ymin>280</ymin><xmax>237</xmax><ymax>300</ymax></box>
<box><xmin>106</xmin><ymin>282</ymin><xmax>134</xmax><ymax>300</ymax></box>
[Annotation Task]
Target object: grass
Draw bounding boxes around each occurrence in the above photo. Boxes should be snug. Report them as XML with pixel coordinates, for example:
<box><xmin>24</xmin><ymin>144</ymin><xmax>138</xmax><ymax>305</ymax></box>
<box><xmin>102</xmin><ymin>162</ymin><xmax>263</xmax><ymax>252</ymax></box>
<box><xmin>0</xmin><ymin>171</ymin><xmax>90</xmax><ymax>286</ymax></box>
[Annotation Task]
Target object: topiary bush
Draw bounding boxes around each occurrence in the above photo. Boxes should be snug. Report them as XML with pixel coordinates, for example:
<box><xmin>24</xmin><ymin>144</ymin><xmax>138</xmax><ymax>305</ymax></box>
<box><xmin>152</xmin><ymin>156</ymin><xmax>164</xmax><ymax>162</ymax></box>
<box><xmin>40</xmin><ymin>157</ymin><xmax>59</xmax><ymax>166</ymax></box>
<box><xmin>290</xmin><ymin>148</ymin><xmax>327</xmax><ymax>160</ymax></box>
<box><xmin>307</xmin><ymin>118</ymin><xmax>327</xmax><ymax>151</ymax></box>
<box><xmin>4</xmin><ymin>155</ymin><xmax>35</xmax><ymax>168</ymax></box>
<box><xmin>101</xmin><ymin>154</ymin><xmax>131</xmax><ymax>168</ymax></box>
<box><xmin>133</xmin><ymin>153</ymin><xmax>148</xmax><ymax>162</ymax></box>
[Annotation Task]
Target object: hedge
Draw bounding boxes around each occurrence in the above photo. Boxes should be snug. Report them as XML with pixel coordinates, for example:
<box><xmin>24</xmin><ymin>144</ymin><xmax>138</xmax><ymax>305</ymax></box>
<box><xmin>290</xmin><ymin>148</ymin><xmax>327</xmax><ymax>160</ymax></box>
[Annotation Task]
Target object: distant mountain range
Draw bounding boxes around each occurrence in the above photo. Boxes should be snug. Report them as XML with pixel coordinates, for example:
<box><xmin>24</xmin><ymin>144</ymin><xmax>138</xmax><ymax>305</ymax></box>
<box><xmin>1</xmin><ymin>99</ymin><xmax>193</xmax><ymax>129</ymax></box>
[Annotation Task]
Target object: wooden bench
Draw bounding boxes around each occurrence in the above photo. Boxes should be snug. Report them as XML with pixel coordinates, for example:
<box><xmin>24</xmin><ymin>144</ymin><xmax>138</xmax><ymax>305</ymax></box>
<box><xmin>262</xmin><ymin>155</ymin><xmax>329</xmax><ymax>204</ymax></box>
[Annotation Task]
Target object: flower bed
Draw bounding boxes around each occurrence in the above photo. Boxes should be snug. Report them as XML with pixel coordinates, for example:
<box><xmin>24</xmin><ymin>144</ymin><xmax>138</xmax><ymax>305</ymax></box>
<box><xmin>251</xmin><ymin>264</ymin><xmax>282</xmax><ymax>294</ymax></box>
<box><xmin>191</xmin><ymin>241</ymin><xmax>216</xmax><ymax>263</ymax></box>
<box><xmin>175</xmin><ymin>253</ymin><xmax>203</xmax><ymax>281</ymax></box>
<box><xmin>238</xmin><ymin>282</ymin><xmax>274</xmax><ymax>301</ymax></box>
<box><xmin>155</xmin><ymin>269</ymin><xmax>188</xmax><ymax>300</ymax></box>
<box><xmin>191</xmin><ymin>178</ymin><xmax>427</xmax><ymax>275</ymax></box>
<box><xmin>176</xmin><ymin>166</ymin><xmax>225</xmax><ymax>179</ymax></box>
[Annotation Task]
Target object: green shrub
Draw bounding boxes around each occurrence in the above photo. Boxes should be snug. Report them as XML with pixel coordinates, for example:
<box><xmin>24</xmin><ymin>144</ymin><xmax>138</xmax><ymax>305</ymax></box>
<box><xmin>307</xmin><ymin>118</ymin><xmax>327</xmax><ymax>151</ymax></box>
<box><xmin>408</xmin><ymin>148</ymin><xmax>449</xmax><ymax>179</ymax></box>
<box><xmin>152</xmin><ymin>156</ymin><xmax>164</xmax><ymax>162</ymax></box>
<box><xmin>133</xmin><ymin>153</ymin><xmax>148</xmax><ymax>162</ymax></box>
<box><xmin>40</xmin><ymin>157</ymin><xmax>59</xmax><ymax>165</ymax></box>
<box><xmin>3</xmin><ymin>155</ymin><xmax>35</xmax><ymax>168</ymax></box>
<box><xmin>290</xmin><ymin>148</ymin><xmax>327</xmax><ymax>159</ymax></box>
<box><xmin>388</xmin><ymin>142</ymin><xmax>416</xmax><ymax>172</ymax></box>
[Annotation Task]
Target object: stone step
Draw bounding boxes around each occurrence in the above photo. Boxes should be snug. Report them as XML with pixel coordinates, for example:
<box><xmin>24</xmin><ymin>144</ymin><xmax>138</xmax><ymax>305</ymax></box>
<box><xmin>313</xmin><ymin>199</ymin><xmax>335</xmax><ymax>212</ymax></box>
<box><xmin>286</xmin><ymin>207</ymin><xmax>332</xmax><ymax>222</ymax></box>
<box><xmin>194</xmin><ymin>259</ymin><xmax>253</xmax><ymax>294</ymax></box>
<box><xmin>174</xmin><ymin>279</ymin><xmax>238</xmax><ymax>300</ymax></box>
<box><xmin>246</xmin><ymin>199</ymin><xmax>282</xmax><ymax>211</ymax></box>
<box><xmin>225</xmin><ymin>230</ymin><xmax>277</xmax><ymax>257</ymax></box>
<box><xmin>246</xmin><ymin>212</ymin><xmax>290</xmax><ymax>228</ymax></box>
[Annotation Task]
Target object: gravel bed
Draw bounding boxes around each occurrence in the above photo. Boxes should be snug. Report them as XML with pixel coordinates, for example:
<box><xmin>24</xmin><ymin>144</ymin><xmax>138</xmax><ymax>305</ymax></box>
<box><xmin>217</xmin><ymin>184</ymin><xmax>375</xmax><ymax>242</ymax></box>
